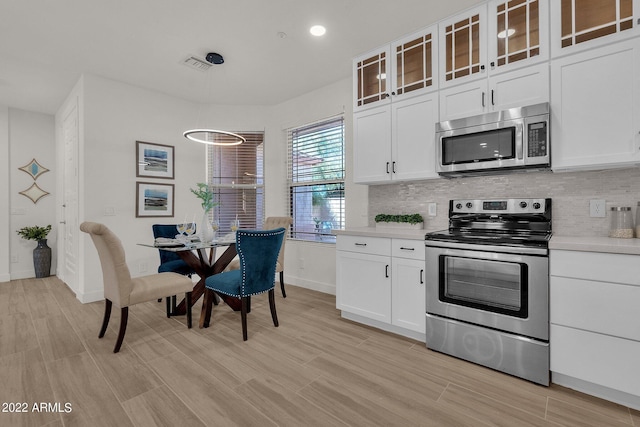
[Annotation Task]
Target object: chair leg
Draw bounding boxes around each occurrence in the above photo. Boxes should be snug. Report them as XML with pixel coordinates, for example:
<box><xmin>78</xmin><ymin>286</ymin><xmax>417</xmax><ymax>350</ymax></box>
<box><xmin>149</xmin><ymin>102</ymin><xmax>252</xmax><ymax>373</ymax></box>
<box><xmin>99</xmin><ymin>299</ymin><xmax>112</xmax><ymax>338</ymax></box>
<box><xmin>269</xmin><ymin>289</ymin><xmax>279</xmax><ymax>327</ymax></box>
<box><xmin>246</xmin><ymin>296</ymin><xmax>251</xmax><ymax>313</ymax></box>
<box><xmin>157</xmin><ymin>298</ymin><xmax>162</xmax><ymax>303</ymax></box>
<box><xmin>241</xmin><ymin>297</ymin><xmax>249</xmax><ymax>341</ymax></box>
<box><xmin>166</xmin><ymin>297</ymin><xmax>171</xmax><ymax>318</ymax></box>
<box><xmin>202</xmin><ymin>288</ymin><xmax>214</xmax><ymax>328</ymax></box>
<box><xmin>172</xmin><ymin>295</ymin><xmax>177</xmax><ymax>311</ymax></box>
<box><xmin>186</xmin><ymin>292</ymin><xmax>192</xmax><ymax>329</ymax></box>
<box><xmin>213</xmin><ymin>292</ymin><xmax>219</xmax><ymax>306</ymax></box>
<box><xmin>113</xmin><ymin>307</ymin><xmax>129</xmax><ymax>353</ymax></box>
<box><xmin>280</xmin><ymin>271</ymin><xmax>286</xmax><ymax>298</ymax></box>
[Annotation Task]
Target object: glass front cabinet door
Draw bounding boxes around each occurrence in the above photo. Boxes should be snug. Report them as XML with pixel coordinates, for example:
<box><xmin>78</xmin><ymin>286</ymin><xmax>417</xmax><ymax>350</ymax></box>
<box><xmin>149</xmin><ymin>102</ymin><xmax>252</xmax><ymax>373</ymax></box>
<box><xmin>354</xmin><ymin>47</ymin><xmax>391</xmax><ymax>111</ymax></box>
<box><xmin>439</xmin><ymin>5</ymin><xmax>488</xmax><ymax>88</ymax></box>
<box><xmin>551</xmin><ymin>0</ymin><xmax>639</xmax><ymax>56</ymax></box>
<box><xmin>488</xmin><ymin>0</ymin><xmax>550</xmax><ymax>72</ymax></box>
<box><xmin>354</xmin><ymin>26</ymin><xmax>438</xmax><ymax>111</ymax></box>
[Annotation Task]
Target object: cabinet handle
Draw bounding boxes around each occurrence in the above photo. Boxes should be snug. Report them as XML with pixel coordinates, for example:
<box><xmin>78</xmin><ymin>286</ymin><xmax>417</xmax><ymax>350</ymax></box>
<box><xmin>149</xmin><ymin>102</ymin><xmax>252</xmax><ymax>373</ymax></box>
<box><xmin>491</xmin><ymin>89</ymin><xmax>495</xmax><ymax>106</ymax></box>
<box><xmin>354</xmin><ymin>243</ymin><xmax>367</xmax><ymax>246</ymax></box>
<box><xmin>482</xmin><ymin>92</ymin><xmax>485</xmax><ymax>107</ymax></box>
<box><xmin>386</xmin><ymin>162</ymin><xmax>390</xmax><ymax>174</ymax></box>
<box><xmin>392</xmin><ymin>161</ymin><xmax>396</xmax><ymax>173</ymax></box>
<box><xmin>420</xmin><ymin>269</ymin><xmax>424</xmax><ymax>284</ymax></box>
<box><xmin>399</xmin><ymin>247</ymin><xmax>415</xmax><ymax>251</ymax></box>
<box><xmin>385</xmin><ymin>265</ymin><xmax>389</xmax><ymax>278</ymax></box>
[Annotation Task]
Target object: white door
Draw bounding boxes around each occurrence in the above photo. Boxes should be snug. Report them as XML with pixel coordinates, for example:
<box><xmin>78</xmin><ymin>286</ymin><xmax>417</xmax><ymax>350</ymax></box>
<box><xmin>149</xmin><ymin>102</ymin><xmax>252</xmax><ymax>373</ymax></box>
<box><xmin>391</xmin><ymin>257</ymin><xmax>426</xmax><ymax>333</ymax></box>
<box><xmin>60</xmin><ymin>100</ymin><xmax>80</xmax><ymax>293</ymax></box>
<box><xmin>353</xmin><ymin>105</ymin><xmax>392</xmax><ymax>183</ymax></box>
<box><xmin>392</xmin><ymin>93</ymin><xmax>439</xmax><ymax>181</ymax></box>
<box><xmin>336</xmin><ymin>251</ymin><xmax>391</xmax><ymax>323</ymax></box>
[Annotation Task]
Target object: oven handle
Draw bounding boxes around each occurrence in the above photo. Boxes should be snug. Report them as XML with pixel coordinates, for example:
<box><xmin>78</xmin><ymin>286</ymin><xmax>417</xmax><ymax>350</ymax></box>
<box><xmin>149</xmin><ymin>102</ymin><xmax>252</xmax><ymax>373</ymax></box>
<box><xmin>425</xmin><ymin>240</ymin><xmax>548</xmax><ymax>256</ymax></box>
<box><xmin>385</xmin><ymin>265</ymin><xmax>389</xmax><ymax>278</ymax></box>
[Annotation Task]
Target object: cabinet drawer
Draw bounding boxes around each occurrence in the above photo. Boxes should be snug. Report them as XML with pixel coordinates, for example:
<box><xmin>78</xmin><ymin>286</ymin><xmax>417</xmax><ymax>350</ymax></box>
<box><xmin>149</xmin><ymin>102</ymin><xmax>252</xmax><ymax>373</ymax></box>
<box><xmin>551</xmin><ymin>325</ymin><xmax>640</xmax><ymax>397</ymax></box>
<box><xmin>550</xmin><ymin>276</ymin><xmax>640</xmax><ymax>341</ymax></box>
<box><xmin>550</xmin><ymin>250</ymin><xmax>640</xmax><ymax>286</ymax></box>
<box><xmin>337</xmin><ymin>235</ymin><xmax>391</xmax><ymax>256</ymax></box>
<box><xmin>392</xmin><ymin>239</ymin><xmax>425</xmax><ymax>260</ymax></box>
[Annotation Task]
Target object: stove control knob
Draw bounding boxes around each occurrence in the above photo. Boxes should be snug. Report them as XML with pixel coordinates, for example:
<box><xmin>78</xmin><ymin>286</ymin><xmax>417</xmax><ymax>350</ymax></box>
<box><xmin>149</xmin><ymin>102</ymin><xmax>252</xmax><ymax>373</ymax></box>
<box><xmin>533</xmin><ymin>202</ymin><xmax>541</xmax><ymax>210</ymax></box>
<box><xmin>455</xmin><ymin>203</ymin><xmax>463</xmax><ymax>210</ymax></box>
<box><xmin>519</xmin><ymin>201</ymin><xmax>528</xmax><ymax>209</ymax></box>
<box><xmin>466</xmin><ymin>202</ymin><xmax>473</xmax><ymax>209</ymax></box>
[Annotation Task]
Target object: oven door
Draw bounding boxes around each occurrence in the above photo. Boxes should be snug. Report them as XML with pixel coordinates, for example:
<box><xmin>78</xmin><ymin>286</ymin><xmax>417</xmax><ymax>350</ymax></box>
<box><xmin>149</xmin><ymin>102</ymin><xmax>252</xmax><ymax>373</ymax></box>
<box><xmin>425</xmin><ymin>243</ymin><xmax>548</xmax><ymax>341</ymax></box>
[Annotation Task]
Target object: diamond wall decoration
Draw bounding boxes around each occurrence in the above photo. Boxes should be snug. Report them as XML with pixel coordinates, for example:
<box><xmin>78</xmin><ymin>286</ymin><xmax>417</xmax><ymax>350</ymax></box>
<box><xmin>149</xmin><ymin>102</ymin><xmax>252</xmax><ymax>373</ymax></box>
<box><xmin>19</xmin><ymin>183</ymin><xmax>50</xmax><ymax>204</ymax></box>
<box><xmin>18</xmin><ymin>158</ymin><xmax>50</xmax><ymax>180</ymax></box>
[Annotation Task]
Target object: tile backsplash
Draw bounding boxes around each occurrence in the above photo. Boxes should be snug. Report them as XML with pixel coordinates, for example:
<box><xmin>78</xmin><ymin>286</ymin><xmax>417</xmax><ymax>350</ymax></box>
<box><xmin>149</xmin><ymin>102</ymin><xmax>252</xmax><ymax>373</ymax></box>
<box><xmin>368</xmin><ymin>167</ymin><xmax>640</xmax><ymax>237</ymax></box>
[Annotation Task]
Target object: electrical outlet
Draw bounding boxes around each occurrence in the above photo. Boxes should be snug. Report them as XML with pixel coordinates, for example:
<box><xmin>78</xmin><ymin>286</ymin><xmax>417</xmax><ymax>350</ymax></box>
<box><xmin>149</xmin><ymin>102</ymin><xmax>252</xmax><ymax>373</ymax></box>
<box><xmin>428</xmin><ymin>203</ymin><xmax>437</xmax><ymax>217</ymax></box>
<box><xmin>299</xmin><ymin>259</ymin><xmax>305</xmax><ymax>269</ymax></box>
<box><xmin>11</xmin><ymin>254</ymin><xmax>18</xmax><ymax>263</ymax></box>
<box><xmin>139</xmin><ymin>261</ymin><xmax>148</xmax><ymax>273</ymax></box>
<box><xmin>590</xmin><ymin>200</ymin><xmax>606</xmax><ymax>218</ymax></box>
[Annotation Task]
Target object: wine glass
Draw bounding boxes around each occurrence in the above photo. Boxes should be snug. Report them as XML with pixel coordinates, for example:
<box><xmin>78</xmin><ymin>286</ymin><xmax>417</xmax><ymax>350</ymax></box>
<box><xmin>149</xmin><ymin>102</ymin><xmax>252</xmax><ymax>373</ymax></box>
<box><xmin>230</xmin><ymin>219</ymin><xmax>240</xmax><ymax>233</ymax></box>
<box><xmin>176</xmin><ymin>223</ymin><xmax>186</xmax><ymax>235</ymax></box>
<box><xmin>185</xmin><ymin>221</ymin><xmax>196</xmax><ymax>241</ymax></box>
<box><xmin>211</xmin><ymin>219</ymin><xmax>220</xmax><ymax>240</ymax></box>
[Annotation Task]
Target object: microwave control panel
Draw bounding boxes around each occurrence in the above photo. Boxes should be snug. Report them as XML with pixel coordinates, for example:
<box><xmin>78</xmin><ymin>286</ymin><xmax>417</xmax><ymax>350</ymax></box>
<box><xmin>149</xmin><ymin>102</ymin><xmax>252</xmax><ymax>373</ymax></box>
<box><xmin>527</xmin><ymin>122</ymin><xmax>548</xmax><ymax>158</ymax></box>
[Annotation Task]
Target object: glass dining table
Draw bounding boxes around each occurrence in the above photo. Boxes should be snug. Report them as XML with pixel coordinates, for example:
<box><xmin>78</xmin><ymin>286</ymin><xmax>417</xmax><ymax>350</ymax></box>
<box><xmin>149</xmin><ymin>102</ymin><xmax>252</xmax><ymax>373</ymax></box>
<box><xmin>139</xmin><ymin>237</ymin><xmax>240</xmax><ymax>328</ymax></box>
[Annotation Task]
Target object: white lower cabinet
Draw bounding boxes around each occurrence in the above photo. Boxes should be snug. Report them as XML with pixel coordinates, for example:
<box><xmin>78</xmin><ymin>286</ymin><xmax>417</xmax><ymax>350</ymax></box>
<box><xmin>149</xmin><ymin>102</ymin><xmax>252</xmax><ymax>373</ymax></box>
<box><xmin>336</xmin><ymin>235</ymin><xmax>426</xmax><ymax>338</ymax></box>
<box><xmin>550</xmin><ymin>250</ymin><xmax>640</xmax><ymax>403</ymax></box>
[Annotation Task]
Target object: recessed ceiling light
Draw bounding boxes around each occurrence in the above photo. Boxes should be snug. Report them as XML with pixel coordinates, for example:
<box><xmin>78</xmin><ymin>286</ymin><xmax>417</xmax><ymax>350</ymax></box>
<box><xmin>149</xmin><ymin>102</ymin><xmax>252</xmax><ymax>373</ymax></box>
<box><xmin>310</xmin><ymin>25</ymin><xmax>326</xmax><ymax>37</ymax></box>
<box><xmin>497</xmin><ymin>28</ymin><xmax>516</xmax><ymax>39</ymax></box>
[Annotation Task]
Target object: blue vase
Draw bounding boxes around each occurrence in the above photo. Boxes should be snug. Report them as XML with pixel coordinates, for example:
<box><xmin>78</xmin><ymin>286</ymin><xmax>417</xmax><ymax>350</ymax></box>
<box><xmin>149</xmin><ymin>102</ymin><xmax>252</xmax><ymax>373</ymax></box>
<box><xmin>33</xmin><ymin>239</ymin><xmax>51</xmax><ymax>278</ymax></box>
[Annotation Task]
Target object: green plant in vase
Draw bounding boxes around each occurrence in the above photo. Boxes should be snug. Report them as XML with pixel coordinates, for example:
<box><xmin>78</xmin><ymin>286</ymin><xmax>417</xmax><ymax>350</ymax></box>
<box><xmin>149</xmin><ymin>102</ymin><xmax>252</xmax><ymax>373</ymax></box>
<box><xmin>16</xmin><ymin>224</ymin><xmax>52</xmax><ymax>278</ymax></box>
<box><xmin>190</xmin><ymin>183</ymin><xmax>219</xmax><ymax>242</ymax></box>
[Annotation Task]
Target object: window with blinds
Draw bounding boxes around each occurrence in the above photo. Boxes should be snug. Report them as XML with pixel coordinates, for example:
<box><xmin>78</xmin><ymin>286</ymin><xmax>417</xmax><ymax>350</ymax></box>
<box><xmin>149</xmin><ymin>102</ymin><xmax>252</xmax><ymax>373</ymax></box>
<box><xmin>207</xmin><ymin>132</ymin><xmax>264</xmax><ymax>234</ymax></box>
<box><xmin>287</xmin><ymin>116</ymin><xmax>345</xmax><ymax>242</ymax></box>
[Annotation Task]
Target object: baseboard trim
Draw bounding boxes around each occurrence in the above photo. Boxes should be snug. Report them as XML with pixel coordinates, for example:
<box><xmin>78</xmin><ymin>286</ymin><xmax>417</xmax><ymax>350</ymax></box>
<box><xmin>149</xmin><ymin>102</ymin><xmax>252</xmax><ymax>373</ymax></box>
<box><xmin>284</xmin><ymin>274</ymin><xmax>335</xmax><ymax>295</ymax></box>
<box><xmin>552</xmin><ymin>372</ymin><xmax>640</xmax><ymax>411</ymax></box>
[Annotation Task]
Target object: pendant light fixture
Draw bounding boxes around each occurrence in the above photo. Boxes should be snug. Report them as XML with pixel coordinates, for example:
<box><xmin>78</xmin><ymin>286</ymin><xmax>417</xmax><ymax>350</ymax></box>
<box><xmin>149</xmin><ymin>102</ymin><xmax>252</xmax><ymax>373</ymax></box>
<box><xmin>183</xmin><ymin>52</ymin><xmax>245</xmax><ymax>146</ymax></box>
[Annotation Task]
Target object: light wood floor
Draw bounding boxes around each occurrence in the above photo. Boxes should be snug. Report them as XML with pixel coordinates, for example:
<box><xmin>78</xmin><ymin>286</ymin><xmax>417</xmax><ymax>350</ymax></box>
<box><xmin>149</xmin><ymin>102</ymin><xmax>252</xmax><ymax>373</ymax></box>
<box><xmin>1</xmin><ymin>277</ymin><xmax>638</xmax><ymax>427</ymax></box>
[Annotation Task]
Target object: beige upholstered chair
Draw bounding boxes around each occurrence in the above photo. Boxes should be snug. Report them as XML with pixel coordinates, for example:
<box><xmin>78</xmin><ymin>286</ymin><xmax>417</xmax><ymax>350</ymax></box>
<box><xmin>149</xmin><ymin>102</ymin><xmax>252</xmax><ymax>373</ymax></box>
<box><xmin>80</xmin><ymin>222</ymin><xmax>193</xmax><ymax>353</ymax></box>
<box><xmin>225</xmin><ymin>216</ymin><xmax>292</xmax><ymax>297</ymax></box>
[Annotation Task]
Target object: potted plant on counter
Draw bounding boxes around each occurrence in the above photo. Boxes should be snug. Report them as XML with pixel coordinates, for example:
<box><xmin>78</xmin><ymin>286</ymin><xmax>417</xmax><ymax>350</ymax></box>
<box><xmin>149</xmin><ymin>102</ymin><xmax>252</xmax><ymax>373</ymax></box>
<box><xmin>374</xmin><ymin>213</ymin><xmax>424</xmax><ymax>230</ymax></box>
<box><xmin>16</xmin><ymin>224</ymin><xmax>52</xmax><ymax>278</ymax></box>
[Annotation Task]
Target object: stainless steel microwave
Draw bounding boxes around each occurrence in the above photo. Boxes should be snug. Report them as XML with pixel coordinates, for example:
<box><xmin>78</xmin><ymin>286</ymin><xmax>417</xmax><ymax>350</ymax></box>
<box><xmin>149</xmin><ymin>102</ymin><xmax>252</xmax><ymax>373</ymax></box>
<box><xmin>436</xmin><ymin>103</ymin><xmax>550</xmax><ymax>177</ymax></box>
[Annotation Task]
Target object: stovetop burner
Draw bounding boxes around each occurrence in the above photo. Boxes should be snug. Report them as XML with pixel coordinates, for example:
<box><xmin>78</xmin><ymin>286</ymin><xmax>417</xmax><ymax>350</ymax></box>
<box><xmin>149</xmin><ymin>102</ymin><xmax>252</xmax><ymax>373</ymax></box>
<box><xmin>426</xmin><ymin>198</ymin><xmax>552</xmax><ymax>249</ymax></box>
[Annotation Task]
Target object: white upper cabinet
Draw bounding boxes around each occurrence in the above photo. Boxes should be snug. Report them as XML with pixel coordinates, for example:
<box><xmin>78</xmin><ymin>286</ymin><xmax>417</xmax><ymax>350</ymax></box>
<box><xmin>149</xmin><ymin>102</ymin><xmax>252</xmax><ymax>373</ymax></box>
<box><xmin>354</xmin><ymin>27</ymin><xmax>438</xmax><ymax>112</ymax></box>
<box><xmin>353</xmin><ymin>25</ymin><xmax>440</xmax><ymax>183</ymax></box>
<box><xmin>551</xmin><ymin>38</ymin><xmax>640</xmax><ymax>171</ymax></box>
<box><xmin>550</xmin><ymin>0</ymin><xmax>640</xmax><ymax>58</ymax></box>
<box><xmin>487</xmin><ymin>0</ymin><xmax>550</xmax><ymax>72</ymax></box>
<box><xmin>439</xmin><ymin>1</ymin><xmax>550</xmax><ymax>120</ymax></box>
<box><xmin>439</xmin><ymin>5</ymin><xmax>488</xmax><ymax>88</ymax></box>
<box><xmin>353</xmin><ymin>46</ymin><xmax>392</xmax><ymax>111</ymax></box>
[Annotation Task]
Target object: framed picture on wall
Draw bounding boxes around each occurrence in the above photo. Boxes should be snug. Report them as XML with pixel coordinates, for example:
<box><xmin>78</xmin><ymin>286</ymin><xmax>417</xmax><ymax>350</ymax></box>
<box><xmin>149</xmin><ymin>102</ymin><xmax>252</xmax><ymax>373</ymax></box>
<box><xmin>136</xmin><ymin>182</ymin><xmax>174</xmax><ymax>217</ymax></box>
<box><xmin>136</xmin><ymin>141</ymin><xmax>175</xmax><ymax>179</ymax></box>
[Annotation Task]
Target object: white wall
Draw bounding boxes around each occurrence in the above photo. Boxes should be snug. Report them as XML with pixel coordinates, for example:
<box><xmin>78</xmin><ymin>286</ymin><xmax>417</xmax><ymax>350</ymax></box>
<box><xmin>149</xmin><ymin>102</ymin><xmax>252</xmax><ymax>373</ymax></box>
<box><xmin>266</xmin><ymin>77</ymin><xmax>368</xmax><ymax>294</ymax></box>
<box><xmin>9</xmin><ymin>108</ymin><xmax>56</xmax><ymax>279</ymax></box>
<box><xmin>0</xmin><ymin>106</ymin><xmax>9</xmax><ymax>282</ymax></box>
<box><xmin>74</xmin><ymin>74</ymin><xmax>269</xmax><ymax>301</ymax></box>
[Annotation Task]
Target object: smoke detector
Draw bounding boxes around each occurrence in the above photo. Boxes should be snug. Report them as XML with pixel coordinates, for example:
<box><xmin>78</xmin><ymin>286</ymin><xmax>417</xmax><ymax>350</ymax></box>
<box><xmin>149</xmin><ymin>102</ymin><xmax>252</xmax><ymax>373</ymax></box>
<box><xmin>181</xmin><ymin>52</ymin><xmax>224</xmax><ymax>71</ymax></box>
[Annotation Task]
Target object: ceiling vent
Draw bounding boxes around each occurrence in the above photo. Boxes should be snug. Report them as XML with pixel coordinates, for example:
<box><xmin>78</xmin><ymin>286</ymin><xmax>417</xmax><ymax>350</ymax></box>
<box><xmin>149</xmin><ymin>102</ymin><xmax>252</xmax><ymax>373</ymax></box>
<box><xmin>181</xmin><ymin>55</ymin><xmax>212</xmax><ymax>71</ymax></box>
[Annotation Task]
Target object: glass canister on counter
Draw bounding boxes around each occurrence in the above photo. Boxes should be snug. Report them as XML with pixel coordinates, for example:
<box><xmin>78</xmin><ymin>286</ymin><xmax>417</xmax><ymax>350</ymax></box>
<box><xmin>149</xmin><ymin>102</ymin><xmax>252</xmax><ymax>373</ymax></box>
<box><xmin>609</xmin><ymin>206</ymin><xmax>634</xmax><ymax>238</ymax></box>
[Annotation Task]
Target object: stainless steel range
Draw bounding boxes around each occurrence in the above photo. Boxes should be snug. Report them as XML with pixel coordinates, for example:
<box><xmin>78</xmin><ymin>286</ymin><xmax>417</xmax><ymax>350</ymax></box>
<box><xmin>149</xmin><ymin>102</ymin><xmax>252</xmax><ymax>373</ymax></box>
<box><xmin>425</xmin><ymin>198</ymin><xmax>552</xmax><ymax>385</ymax></box>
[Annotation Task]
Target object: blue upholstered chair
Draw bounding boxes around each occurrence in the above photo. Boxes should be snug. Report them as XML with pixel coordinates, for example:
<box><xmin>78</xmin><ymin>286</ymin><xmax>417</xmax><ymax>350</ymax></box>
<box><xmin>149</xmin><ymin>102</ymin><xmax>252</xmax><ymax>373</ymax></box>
<box><xmin>152</xmin><ymin>224</ymin><xmax>196</xmax><ymax>314</ymax></box>
<box><xmin>152</xmin><ymin>224</ymin><xmax>196</xmax><ymax>276</ymax></box>
<box><xmin>202</xmin><ymin>228</ymin><xmax>285</xmax><ymax>340</ymax></box>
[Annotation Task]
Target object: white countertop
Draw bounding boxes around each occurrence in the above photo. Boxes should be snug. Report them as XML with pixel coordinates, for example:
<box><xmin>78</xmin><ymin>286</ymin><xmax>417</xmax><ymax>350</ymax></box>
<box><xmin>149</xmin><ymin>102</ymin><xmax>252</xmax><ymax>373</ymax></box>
<box><xmin>333</xmin><ymin>226</ymin><xmax>436</xmax><ymax>240</ymax></box>
<box><xmin>335</xmin><ymin>228</ymin><xmax>640</xmax><ymax>256</ymax></box>
<box><xmin>549</xmin><ymin>235</ymin><xmax>640</xmax><ymax>256</ymax></box>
